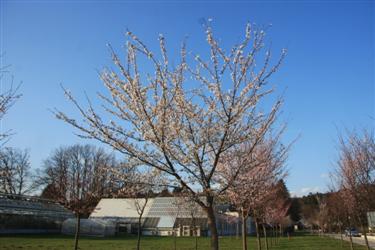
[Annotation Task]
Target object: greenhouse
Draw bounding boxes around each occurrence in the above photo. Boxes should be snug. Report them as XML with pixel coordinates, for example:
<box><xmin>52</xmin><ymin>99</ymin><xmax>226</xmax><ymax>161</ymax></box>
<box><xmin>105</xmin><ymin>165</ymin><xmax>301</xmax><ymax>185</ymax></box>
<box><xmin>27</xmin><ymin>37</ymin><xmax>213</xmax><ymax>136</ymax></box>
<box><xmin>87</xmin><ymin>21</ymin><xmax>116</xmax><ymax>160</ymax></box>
<box><xmin>89</xmin><ymin>197</ymin><xmax>251</xmax><ymax>237</ymax></box>
<box><xmin>61</xmin><ymin>218</ymin><xmax>116</xmax><ymax>237</ymax></box>
<box><xmin>0</xmin><ymin>193</ymin><xmax>73</xmax><ymax>234</ymax></box>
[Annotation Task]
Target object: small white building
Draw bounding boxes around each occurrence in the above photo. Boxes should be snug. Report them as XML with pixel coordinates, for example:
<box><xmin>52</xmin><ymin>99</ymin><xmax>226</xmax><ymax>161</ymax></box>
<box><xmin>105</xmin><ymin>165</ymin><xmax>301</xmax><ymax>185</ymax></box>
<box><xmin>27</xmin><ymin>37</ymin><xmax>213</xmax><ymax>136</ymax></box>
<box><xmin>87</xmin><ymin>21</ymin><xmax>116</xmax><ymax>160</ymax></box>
<box><xmin>87</xmin><ymin>197</ymin><xmax>244</xmax><ymax>237</ymax></box>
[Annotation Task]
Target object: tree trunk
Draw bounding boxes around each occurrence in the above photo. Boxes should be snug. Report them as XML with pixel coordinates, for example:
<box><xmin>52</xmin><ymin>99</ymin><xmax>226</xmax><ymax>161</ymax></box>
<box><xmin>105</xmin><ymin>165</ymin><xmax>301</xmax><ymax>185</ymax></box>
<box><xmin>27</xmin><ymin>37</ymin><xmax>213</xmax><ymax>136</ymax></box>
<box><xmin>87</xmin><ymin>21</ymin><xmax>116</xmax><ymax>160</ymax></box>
<box><xmin>360</xmin><ymin>224</ymin><xmax>370</xmax><ymax>250</ymax></box>
<box><xmin>207</xmin><ymin>205</ymin><xmax>219</xmax><ymax>250</ymax></box>
<box><xmin>348</xmin><ymin>218</ymin><xmax>354</xmax><ymax>250</ymax></box>
<box><xmin>195</xmin><ymin>227</ymin><xmax>198</xmax><ymax>250</ymax></box>
<box><xmin>74</xmin><ymin>213</ymin><xmax>81</xmax><ymax>250</ymax></box>
<box><xmin>255</xmin><ymin>219</ymin><xmax>262</xmax><ymax>250</ymax></box>
<box><xmin>241</xmin><ymin>210</ymin><xmax>248</xmax><ymax>250</ymax></box>
<box><xmin>236</xmin><ymin>219</ymin><xmax>240</xmax><ymax>239</ymax></box>
<box><xmin>137</xmin><ymin>216</ymin><xmax>142</xmax><ymax>250</ymax></box>
<box><xmin>263</xmin><ymin>224</ymin><xmax>269</xmax><ymax>250</ymax></box>
<box><xmin>338</xmin><ymin>222</ymin><xmax>343</xmax><ymax>249</ymax></box>
<box><xmin>275</xmin><ymin>224</ymin><xmax>280</xmax><ymax>244</ymax></box>
<box><xmin>275</xmin><ymin>225</ymin><xmax>278</xmax><ymax>245</ymax></box>
<box><xmin>274</xmin><ymin>225</ymin><xmax>277</xmax><ymax>245</ymax></box>
<box><xmin>193</xmin><ymin>218</ymin><xmax>198</xmax><ymax>250</ymax></box>
<box><xmin>174</xmin><ymin>226</ymin><xmax>177</xmax><ymax>250</ymax></box>
<box><xmin>348</xmin><ymin>233</ymin><xmax>354</xmax><ymax>250</ymax></box>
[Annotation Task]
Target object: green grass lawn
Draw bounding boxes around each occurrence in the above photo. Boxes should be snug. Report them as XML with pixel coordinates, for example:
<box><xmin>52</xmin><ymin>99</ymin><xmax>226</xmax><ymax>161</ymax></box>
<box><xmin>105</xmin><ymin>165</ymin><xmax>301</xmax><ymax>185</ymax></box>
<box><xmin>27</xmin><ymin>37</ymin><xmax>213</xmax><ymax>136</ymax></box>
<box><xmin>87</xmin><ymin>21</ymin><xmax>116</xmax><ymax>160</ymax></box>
<box><xmin>0</xmin><ymin>233</ymin><xmax>369</xmax><ymax>250</ymax></box>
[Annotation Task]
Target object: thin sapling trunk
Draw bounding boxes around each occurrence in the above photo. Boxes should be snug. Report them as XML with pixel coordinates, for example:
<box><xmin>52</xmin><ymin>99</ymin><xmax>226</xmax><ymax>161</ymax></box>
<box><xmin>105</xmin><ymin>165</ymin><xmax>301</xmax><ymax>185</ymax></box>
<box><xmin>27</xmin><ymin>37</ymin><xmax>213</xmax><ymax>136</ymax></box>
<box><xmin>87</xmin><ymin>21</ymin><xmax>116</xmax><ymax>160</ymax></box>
<box><xmin>263</xmin><ymin>223</ymin><xmax>269</xmax><ymax>250</ymax></box>
<box><xmin>74</xmin><ymin>213</ymin><xmax>81</xmax><ymax>250</ymax></box>
<box><xmin>241</xmin><ymin>210</ymin><xmax>248</xmax><ymax>250</ymax></box>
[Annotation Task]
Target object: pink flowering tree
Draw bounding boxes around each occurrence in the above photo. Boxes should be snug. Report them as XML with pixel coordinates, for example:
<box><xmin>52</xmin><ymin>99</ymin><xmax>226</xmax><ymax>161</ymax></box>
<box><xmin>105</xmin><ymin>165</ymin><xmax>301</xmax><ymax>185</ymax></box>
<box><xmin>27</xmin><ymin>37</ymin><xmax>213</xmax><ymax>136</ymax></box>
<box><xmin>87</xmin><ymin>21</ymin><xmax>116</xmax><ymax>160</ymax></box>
<box><xmin>218</xmin><ymin>134</ymin><xmax>289</xmax><ymax>250</ymax></box>
<box><xmin>55</xmin><ymin>23</ymin><xmax>286</xmax><ymax>250</ymax></box>
<box><xmin>263</xmin><ymin>183</ymin><xmax>291</xmax><ymax>247</ymax></box>
<box><xmin>335</xmin><ymin>129</ymin><xmax>375</xmax><ymax>250</ymax></box>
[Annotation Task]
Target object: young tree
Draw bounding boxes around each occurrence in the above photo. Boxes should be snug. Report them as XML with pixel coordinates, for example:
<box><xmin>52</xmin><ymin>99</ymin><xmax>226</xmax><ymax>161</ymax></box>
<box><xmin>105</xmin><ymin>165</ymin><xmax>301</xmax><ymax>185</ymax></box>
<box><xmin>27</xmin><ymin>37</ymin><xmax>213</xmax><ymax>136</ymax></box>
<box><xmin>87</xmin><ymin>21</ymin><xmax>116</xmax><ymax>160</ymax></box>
<box><xmin>264</xmin><ymin>186</ymin><xmax>291</xmax><ymax>247</ymax></box>
<box><xmin>218</xmin><ymin>134</ymin><xmax>289</xmax><ymax>250</ymax></box>
<box><xmin>0</xmin><ymin>147</ymin><xmax>32</xmax><ymax>195</ymax></box>
<box><xmin>171</xmin><ymin>195</ymin><xmax>183</xmax><ymax>250</ymax></box>
<box><xmin>316</xmin><ymin>195</ymin><xmax>328</xmax><ymax>235</ymax></box>
<box><xmin>181</xmin><ymin>194</ymin><xmax>202</xmax><ymax>250</ymax></box>
<box><xmin>325</xmin><ymin>190</ymin><xmax>347</xmax><ymax>248</ymax></box>
<box><xmin>55</xmin><ymin>23</ymin><xmax>286</xmax><ymax>250</ymax></box>
<box><xmin>125</xmin><ymin>169</ymin><xmax>162</xmax><ymax>250</ymax></box>
<box><xmin>257</xmin><ymin>180</ymin><xmax>291</xmax><ymax>250</ymax></box>
<box><xmin>38</xmin><ymin>144</ymin><xmax>117</xmax><ymax>250</ymax></box>
<box><xmin>336</xmin><ymin>129</ymin><xmax>375</xmax><ymax>250</ymax></box>
<box><xmin>255</xmin><ymin>179</ymin><xmax>291</xmax><ymax>250</ymax></box>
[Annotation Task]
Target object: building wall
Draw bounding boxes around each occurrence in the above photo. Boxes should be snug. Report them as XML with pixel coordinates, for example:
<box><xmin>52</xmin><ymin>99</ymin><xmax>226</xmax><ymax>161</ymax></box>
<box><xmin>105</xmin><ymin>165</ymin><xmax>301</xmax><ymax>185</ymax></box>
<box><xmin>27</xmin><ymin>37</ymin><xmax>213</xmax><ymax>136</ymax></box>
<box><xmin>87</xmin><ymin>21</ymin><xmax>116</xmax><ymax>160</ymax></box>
<box><xmin>0</xmin><ymin>213</ymin><xmax>68</xmax><ymax>235</ymax></box>
<box><xmin>90</xmin><ymin>198</ymin><xmax>245</xmax><ymax>237</ymax></box>
<box><xmin>91</xmin><ymin>198</ymin><xmax>154</xmax><ymax>218</ymax></box>
<box><xmin>368</xmin><ymin>212</ymin><xmax>375</xmax><ymax>231</ymax></box>
<box><xmin>138</xmin><ymin>226</ymin><xmax>202</xmax><ymax>237</ymax></box>
<box><xmin>61</xmin><ymin>218</ymin><xmax>116</xmax><ymax>237</ymax></box>
<box><xmin>0</xmin><ymin>194</ymin><xmax>73</xmax><ymax>234</ymax></box>
<box><xmin>158</xmin><ymin>230</ymin><xmax>173</xmax><ymax>236</ymax></box>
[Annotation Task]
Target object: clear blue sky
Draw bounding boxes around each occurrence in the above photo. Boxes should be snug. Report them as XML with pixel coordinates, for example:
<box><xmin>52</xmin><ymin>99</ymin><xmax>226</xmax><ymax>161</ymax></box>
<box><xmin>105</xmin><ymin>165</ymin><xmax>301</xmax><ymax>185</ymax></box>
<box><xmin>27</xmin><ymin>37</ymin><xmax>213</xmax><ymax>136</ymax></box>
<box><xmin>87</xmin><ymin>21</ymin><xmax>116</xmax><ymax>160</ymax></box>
<box><xmin>1</xmin><ymin>1</ymin><xmax>374</xmax><ymax>197</ymax></box>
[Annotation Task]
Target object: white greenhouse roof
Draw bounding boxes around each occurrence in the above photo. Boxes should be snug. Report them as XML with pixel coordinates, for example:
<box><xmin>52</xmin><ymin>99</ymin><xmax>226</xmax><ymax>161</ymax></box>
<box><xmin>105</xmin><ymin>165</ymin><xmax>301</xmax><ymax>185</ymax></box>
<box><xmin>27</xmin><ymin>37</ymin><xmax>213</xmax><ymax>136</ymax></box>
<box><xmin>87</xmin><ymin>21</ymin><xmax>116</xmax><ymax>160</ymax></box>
<box><xmin>157</xmin><ymin>216</ymin><xmax>175</xmax><ymax>228</ymax></box>
<box><xmin>90</xmin><ymin>198</ymin><xmax>154</xmax><ymax>218</ymax></box>
<box><xmin>90</xmin><ymin>196</ymin><xmax>208</xmax><ymax>229</ymax></box>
